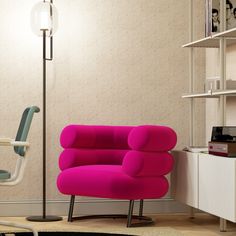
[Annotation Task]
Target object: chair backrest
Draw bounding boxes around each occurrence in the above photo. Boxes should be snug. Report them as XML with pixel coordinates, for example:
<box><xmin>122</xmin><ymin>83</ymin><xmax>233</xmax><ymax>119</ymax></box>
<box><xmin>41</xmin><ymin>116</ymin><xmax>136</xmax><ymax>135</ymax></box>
<box><xmin>14</xmin><ymin>106</ymin><xmax>40</xmax><ymax>156</ymax></box>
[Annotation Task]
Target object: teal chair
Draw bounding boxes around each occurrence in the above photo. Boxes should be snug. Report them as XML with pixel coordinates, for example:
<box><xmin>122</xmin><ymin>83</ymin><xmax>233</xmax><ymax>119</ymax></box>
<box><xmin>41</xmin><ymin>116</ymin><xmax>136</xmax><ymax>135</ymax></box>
<box><xmin>0</xmin><ymin>106</ymin><xmax>40</xmax><ymax>236</ymax></box>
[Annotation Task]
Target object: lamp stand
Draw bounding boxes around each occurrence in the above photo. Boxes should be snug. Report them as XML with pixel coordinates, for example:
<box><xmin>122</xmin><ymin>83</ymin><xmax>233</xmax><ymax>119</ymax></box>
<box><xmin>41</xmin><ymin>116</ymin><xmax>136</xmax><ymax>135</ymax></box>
<box><xmin>26</xmin><ymin>30</ymin><xmax>62</xmax><ymax>222</ymax></box>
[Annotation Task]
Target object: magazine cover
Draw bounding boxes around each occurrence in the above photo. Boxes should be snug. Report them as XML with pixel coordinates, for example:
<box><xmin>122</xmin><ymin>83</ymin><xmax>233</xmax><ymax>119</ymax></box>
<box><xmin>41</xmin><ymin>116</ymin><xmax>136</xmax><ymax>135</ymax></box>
<box><xmin>226</xmin><ymin>0</ymin><xmax>236</xmax><ymax>30</ymax></box>
<box><xmin>205</xmin><ymin>0</ymin><xmax>236</xmax><ymax>36</ymax></box>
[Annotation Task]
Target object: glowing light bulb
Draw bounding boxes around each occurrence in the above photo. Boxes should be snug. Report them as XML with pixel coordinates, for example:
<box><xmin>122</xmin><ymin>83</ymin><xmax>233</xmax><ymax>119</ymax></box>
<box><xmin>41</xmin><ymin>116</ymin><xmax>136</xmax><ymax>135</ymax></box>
<box><xmin>31</xmin><ymin>1</ymin><xmax>58</xmax><ymax>37</ymax></box>
<box><xmin>40</xmin><ymin>11</ymin><xmax>51</xmax><ymax>30</ymax></box>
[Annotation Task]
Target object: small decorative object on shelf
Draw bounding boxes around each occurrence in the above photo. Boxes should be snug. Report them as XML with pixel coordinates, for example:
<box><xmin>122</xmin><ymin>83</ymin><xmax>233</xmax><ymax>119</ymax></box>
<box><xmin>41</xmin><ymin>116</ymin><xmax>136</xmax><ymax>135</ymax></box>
<box><xmin>211</xmin><ymin>126</ymin><xmax>236</xmax><ymax>142</ymax></box>
<box><xmin>183</xmin><ymin>146</ymin><xmax>209</xmax><ymax>153</ymax></box>
<box><xmin>205</xmin><ymin>76</ymin><xmax>220</xmax><ymax>92</ymax></box>
<box><xmin>208</xmin><ymin>126</ymin><xmax>236</xmax><ymax>157</ymax></box>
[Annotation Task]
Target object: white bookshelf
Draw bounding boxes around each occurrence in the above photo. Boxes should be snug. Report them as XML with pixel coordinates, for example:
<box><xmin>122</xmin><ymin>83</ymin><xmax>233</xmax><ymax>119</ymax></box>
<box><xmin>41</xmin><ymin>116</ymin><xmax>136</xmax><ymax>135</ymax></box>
<box><xmin>172</xmin><ymin>0</ymin><xmax>236</xmax><ymax>232</ymax></box>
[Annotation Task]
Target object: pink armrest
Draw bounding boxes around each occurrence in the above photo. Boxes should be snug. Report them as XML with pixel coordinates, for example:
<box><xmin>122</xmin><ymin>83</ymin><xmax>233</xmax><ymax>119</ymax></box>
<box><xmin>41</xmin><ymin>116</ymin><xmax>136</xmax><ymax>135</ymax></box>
<box><xmin>122</xmin><ymin>151</ymin><xmax>174</xmax><ymax>177</ymax></box>
<box><xmin>128</xmin><ymin>125</ymin><xmax>177</xmax><ymax>152</ymax></box>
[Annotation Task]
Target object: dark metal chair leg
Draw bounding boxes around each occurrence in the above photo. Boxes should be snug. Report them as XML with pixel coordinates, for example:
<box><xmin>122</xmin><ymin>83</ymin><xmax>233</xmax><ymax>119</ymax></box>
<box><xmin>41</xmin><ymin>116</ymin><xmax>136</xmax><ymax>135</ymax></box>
<box><xmin>127</xmin><ymin>200</ymin><xmax>134</xmax><ymax>227</ymax></box>
<box><xmin>139</xmin><ymin>199</ymin><xmax>143</xmax><ymax>217</ymax></box>
<box><xmin>68</xmin><ymin>198</ymin><xmax>153</xmax><ymax>227</ymax></box>
<box><xmin>68</xmin><ymin>195</ymin><xmax>75</xmax><ymax>222</ymax></box>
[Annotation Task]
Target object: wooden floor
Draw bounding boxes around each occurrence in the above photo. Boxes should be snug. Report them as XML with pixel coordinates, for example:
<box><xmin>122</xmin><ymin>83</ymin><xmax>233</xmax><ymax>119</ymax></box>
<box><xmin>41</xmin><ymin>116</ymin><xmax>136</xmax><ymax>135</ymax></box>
<box><xmin>155</xmin><ymin>213</ymin><xmax>236</xmax><ymax>236</ymax></box>
<box><xmin>1</xmin><ymin>213</ymin><xmax>236</xmax><ymax>236</ymax></box>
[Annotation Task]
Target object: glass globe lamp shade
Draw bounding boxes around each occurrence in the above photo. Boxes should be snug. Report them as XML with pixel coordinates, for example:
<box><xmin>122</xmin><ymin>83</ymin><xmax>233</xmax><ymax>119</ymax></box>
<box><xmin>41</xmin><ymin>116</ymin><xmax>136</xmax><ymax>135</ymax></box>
<box><xmin>31</xmin><ymin>1</ymin><xmax>58</xmax><ymax>37</ymax></box>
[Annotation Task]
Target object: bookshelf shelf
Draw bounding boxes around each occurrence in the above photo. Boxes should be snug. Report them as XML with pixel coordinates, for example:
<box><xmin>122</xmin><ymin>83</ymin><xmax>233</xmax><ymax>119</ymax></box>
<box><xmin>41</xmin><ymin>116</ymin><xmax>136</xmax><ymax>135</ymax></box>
<box><xmin>182</xmin><ymin>28</ymin><xmax>236</xmax><ymax>48</ymax></box>
<box><xmin>182</xmin><ymin>90</ymin><xmax>236</xmax><ymax>98</ymax></box>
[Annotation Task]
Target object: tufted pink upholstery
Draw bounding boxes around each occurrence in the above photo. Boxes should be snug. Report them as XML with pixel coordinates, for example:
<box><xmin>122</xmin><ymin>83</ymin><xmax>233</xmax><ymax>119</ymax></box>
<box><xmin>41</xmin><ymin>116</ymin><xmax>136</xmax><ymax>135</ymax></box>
<box><xmin>57</xmin><ymin>125</ymin><xmax>177</xmax><ymax>225</ymax></box>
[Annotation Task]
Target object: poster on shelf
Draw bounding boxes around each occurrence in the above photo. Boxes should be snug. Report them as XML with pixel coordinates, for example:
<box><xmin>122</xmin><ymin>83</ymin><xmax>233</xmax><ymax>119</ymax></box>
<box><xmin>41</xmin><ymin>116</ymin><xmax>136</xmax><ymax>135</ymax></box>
<box><xmin>205</xmin><ymin>0</ymin><xmax>213</xmax><ymax>36</ymax></box>
<box><xmin>205</xmin><ymin>0</ymin><xmax>236</xmax><ymax>36</ymax></box>
<box><xmin>226</xmin><ymin>0</ymin><xmax>236</xmax><ymax>30</ymax></box>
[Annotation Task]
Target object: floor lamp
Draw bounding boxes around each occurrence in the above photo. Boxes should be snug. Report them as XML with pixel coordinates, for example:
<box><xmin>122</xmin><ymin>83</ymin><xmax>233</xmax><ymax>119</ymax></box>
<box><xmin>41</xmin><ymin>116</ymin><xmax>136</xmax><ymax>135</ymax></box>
<box><xmin>27</xmin><ymin>0</ymin><xmax>62</xmax><ymax>222</ymax></box>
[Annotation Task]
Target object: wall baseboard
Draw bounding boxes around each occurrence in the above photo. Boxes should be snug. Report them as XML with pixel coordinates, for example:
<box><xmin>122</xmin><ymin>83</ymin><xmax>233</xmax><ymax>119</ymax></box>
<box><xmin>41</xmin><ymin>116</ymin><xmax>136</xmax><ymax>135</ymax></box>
<box><xmin>0</xmin><ymin>198</ymin><xmax>189</xmax><ymax>217</ymax></box>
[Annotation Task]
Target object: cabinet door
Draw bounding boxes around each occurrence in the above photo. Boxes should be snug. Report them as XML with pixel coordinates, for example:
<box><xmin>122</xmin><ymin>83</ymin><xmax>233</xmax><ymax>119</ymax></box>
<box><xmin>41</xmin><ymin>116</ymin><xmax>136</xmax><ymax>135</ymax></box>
<box><xmin>171</xmin><ymin>151</ymin><xmax>199</xmax><ymax>208</ymax></box>
<box><xmin>199</xmin><ymin>154</ymin><xmax>236</xmax><ymax>222</ymax></box>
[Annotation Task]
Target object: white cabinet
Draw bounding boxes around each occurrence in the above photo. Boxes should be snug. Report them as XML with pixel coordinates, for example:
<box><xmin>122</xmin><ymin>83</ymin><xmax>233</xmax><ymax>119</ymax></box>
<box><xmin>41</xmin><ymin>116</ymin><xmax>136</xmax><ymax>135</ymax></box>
<box><xmin>172</xmin><ymin>150</ymin><xmax>236</xmax><ymax>223</ymax></box>
<box><xmin>171</xmin><ymin>151</ymin><xmax>199</xmax><ymax>208</ymax></box>
<box><xmin>199</xmin><ymin>153</ymin><xmax>236</xmax><ymax>222</ymax></box>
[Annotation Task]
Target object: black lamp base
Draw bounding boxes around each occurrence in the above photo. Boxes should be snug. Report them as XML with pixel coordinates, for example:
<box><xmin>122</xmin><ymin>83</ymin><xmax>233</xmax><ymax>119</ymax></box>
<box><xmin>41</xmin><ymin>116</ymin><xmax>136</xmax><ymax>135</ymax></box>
<box><xmin>26</xmin><ymin>215</ymin><xmax>63</xmax><ymax>222</ymax></box>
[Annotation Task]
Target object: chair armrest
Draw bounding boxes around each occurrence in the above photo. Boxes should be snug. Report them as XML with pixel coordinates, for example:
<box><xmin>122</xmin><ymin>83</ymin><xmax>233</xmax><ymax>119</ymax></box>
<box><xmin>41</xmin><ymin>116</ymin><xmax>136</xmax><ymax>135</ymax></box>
<box><xmin>122</xmin><ymin>151</ymin><xmax>174</xmax><ymax>177</ymax></box>
<box><xmin>0</xmin><ymin>138</ymin><xmax>29</xmax><ymax>147</ymax></box>
<box><xmin>128</xmin><ymin>125</ymin><xmax>177</xmax><ymax>152</ymax></box>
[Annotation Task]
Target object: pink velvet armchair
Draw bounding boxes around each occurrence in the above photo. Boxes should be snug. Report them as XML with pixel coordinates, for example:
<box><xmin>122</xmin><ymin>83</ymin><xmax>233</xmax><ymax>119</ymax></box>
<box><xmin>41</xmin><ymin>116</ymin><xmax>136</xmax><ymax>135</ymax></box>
<box><xmin>57</xmin><ymin>125</ymin><xmax>177</xmax><ymax>227</ymax></box>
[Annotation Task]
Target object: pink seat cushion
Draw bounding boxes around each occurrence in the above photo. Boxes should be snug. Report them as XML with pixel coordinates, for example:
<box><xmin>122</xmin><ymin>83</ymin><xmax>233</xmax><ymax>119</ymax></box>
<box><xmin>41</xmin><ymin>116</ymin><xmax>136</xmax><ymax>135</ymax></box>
<box><xmin>57</xmin><ymin>165</ymin><xmax>169</xmax><ymax>200</ymax></box>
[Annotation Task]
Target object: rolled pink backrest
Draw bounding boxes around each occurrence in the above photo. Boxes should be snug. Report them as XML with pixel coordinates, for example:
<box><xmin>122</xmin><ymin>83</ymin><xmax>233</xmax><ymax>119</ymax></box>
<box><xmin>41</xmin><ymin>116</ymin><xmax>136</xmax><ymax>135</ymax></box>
<box><xmin>122</xmin><ymin>151</ymin><xmax>174</xmax><ymax>177</ymax></box>
<box><xmin>128</xmin><ymin>125</ymin><xmax>177</xmax><ymax>152</ymax></box>
<box><xmin>60</xmin><ymin>125</ymin><xmax>134</xmax><ymax>149</ymax></box>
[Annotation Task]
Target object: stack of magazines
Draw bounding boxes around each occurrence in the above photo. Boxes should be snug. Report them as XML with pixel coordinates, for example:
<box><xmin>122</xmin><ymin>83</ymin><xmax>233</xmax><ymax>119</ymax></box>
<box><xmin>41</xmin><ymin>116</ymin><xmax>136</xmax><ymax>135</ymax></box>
<box><xmin>183</xmin><ymin>146</ymin><xmax>208</xmax><ymax>153</ymax></box>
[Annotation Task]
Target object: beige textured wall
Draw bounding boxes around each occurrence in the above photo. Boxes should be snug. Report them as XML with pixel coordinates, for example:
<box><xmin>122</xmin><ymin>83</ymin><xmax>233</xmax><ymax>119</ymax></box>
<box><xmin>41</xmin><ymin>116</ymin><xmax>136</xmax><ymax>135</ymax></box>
<box><xmin>0</xmin><ymin>0</ymin><xmax>205</xmax><ymax>202</ymax></box>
